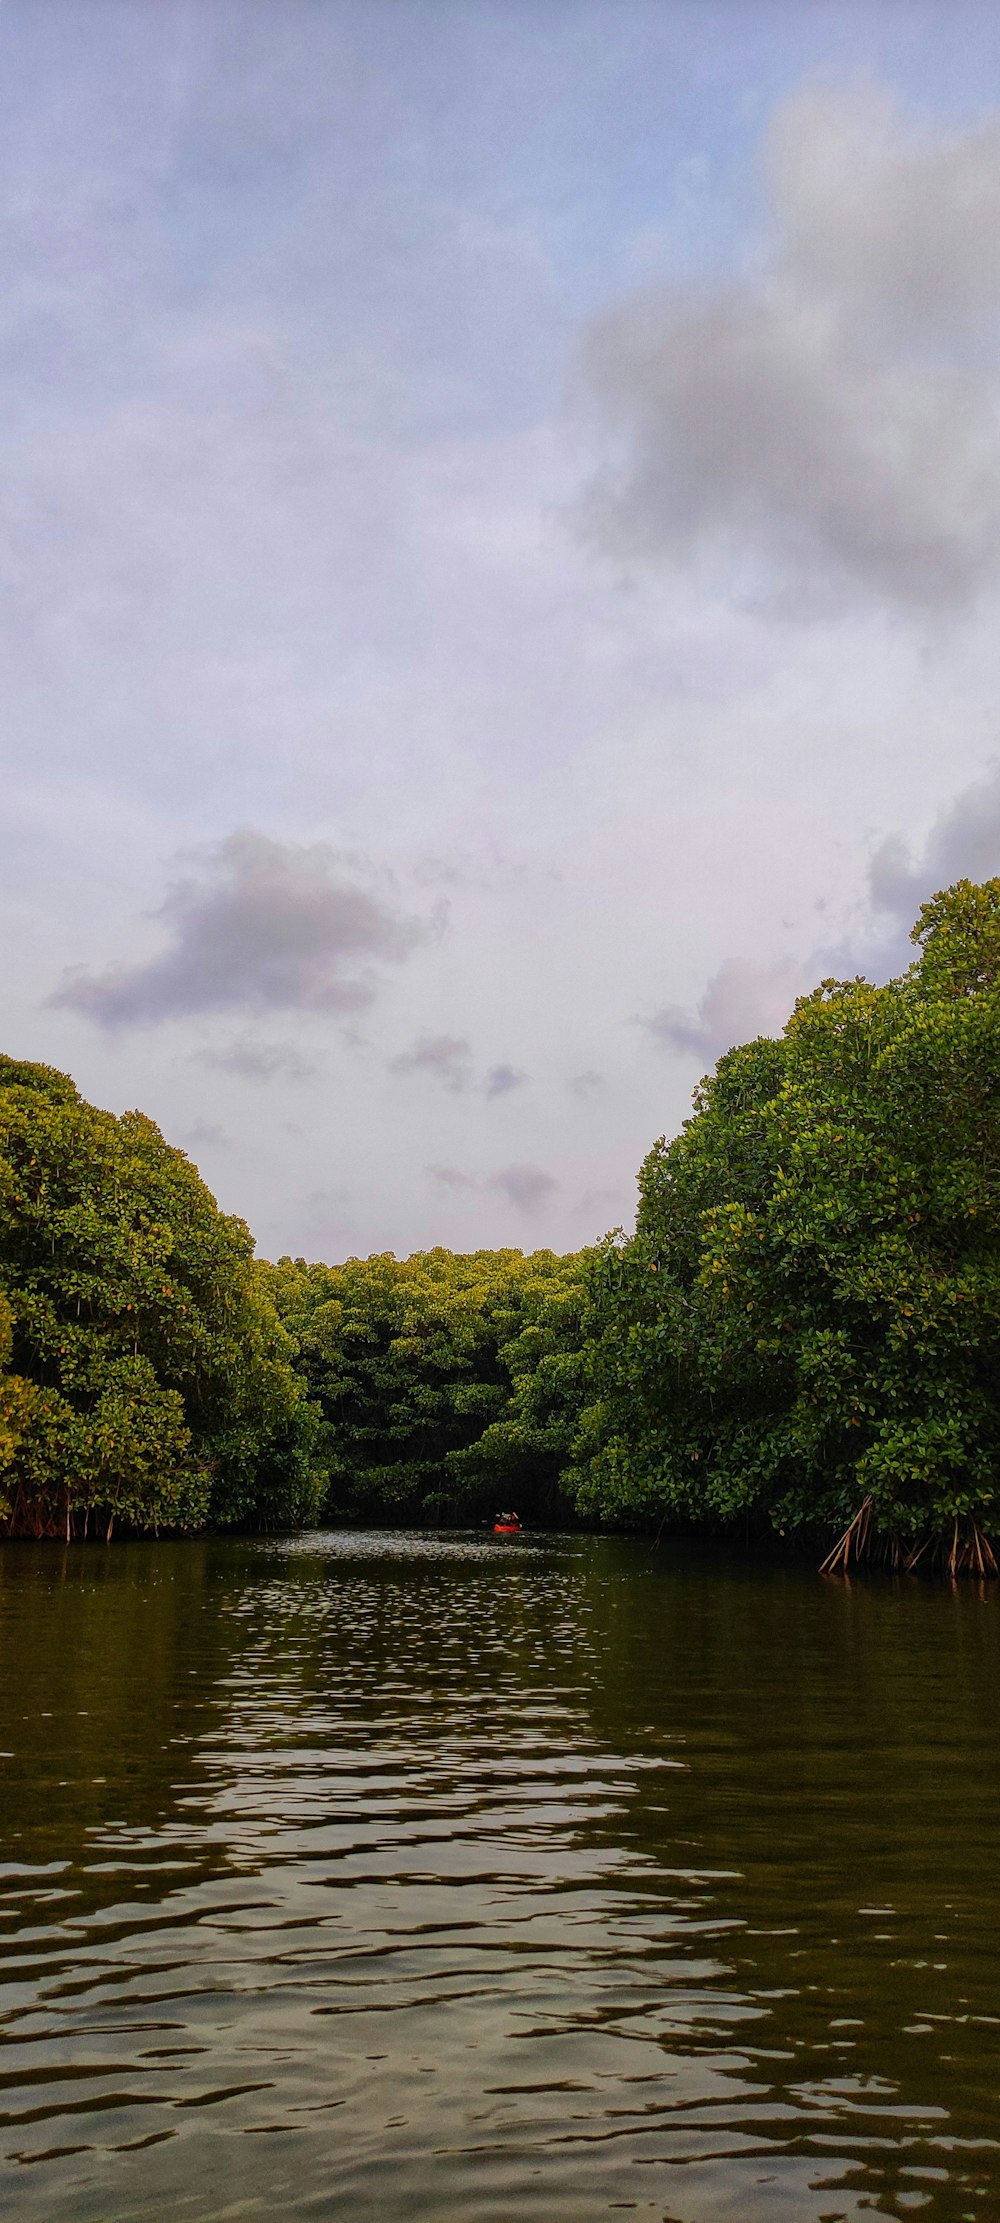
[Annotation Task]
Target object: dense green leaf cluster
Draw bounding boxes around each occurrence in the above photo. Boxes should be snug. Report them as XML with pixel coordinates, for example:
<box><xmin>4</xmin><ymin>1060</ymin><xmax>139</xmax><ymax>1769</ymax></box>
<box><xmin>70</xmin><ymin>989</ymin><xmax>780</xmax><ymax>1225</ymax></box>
<box><xmin>262</xmin><ymin>1245</ymin><xmax>591</xmax><ymax>1525</ymax></box>
<box><xmin>574</xmin><ymin>882</ymin><xmax>1000</xmax><ymax>1558</ymax></box>
<box><xmin>0</xmin><ymin>1056</ymin><xmax>321</xmax><ymax>1537</ymax></box>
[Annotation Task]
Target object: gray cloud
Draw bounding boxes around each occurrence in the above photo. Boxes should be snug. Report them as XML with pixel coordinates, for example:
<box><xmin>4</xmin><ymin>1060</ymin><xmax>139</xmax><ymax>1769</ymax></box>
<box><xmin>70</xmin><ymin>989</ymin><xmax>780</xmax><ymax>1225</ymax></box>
<box><xmin>646</xmin><ymin>956</ymin><xmax>805</xmax><ymax>1063</ymax></box>
<box><xmin>569</xmin><ymin>1069</ymin><xmax>604</xmax><ymax>1096</ymax></box>
<box><xmin>427</xmin><ymin>1161</ymin><xmax>558</xmax><ymax>1212</ymax></box>
<box><xmin>842</xmin><ymin>760</ymin><xmax>1000</xmax><ymax>985</ymax></box>
<box><xmin>393</xmin><ymin>1043</ymin><xmax>526</xmax><ymax>1097</ymax></box>
<box><xmin>199</xmin><ymin>1034</ymin><xmax>319</xmax><ymax>1083</ymax></box>
<box><xmin>180</xmin><ymin>1120</ymin><xmax>227</xmax><ymax>1151</ymax></box>
<box><xmin>427</xmin><ymin>1163</ymin><xmax>480</xmax><ymax>1192</ymax></box>
<box><xmin>391</xmin><ymin>1034</ymin><xmax>474</xmax><ymax>1092</ymax></box>
<box><xmin>583</xmin><ymin>85</ymin><xmax>1000</xmax><ymax>614</ymax></box>
<box><xmin>490</xmin><ymin>1163</ymin><xmax>558</xmax><ymax>1213</ymax></box>
<box><xmin>52</xmin><ymin>830</ymin><xmax>424</xmax><ymax>1029</ymax></box>
<box><xmin>870</xmin><ymin>762</ymin><xmax>1000</xmax><ymax>925</ymax></box>
<box><xmin>660</xmin><ymin>762</ymin><xmax>1000</xmax><ymax>1074</ymax></box>
<box><xmin>483</xmin><ymin>1063</ymin><xmax>527</xmax><ymax>1099</ymax></box>
<box><xmin>772</xmin><ymin>85</ymin><xmax>1000</xmax><ymax>340</ymax></box>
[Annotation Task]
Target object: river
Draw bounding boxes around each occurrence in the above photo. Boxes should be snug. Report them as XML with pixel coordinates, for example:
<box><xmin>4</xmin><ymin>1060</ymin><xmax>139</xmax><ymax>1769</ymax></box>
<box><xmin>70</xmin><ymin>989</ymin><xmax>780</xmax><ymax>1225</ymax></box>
<box><xmin>1</xmin><ymin>1530</ymin><xmax>998</xmax><ymax>2220</ymax></box>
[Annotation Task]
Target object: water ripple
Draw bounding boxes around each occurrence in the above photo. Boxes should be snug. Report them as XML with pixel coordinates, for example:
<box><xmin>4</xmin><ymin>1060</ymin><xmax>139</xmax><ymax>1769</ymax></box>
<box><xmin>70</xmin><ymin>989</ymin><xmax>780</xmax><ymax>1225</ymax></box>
<box><xmin>1</xmin><ymin>1532</ymin><xmax>1000</xmax><ymax>2219</ymax></box>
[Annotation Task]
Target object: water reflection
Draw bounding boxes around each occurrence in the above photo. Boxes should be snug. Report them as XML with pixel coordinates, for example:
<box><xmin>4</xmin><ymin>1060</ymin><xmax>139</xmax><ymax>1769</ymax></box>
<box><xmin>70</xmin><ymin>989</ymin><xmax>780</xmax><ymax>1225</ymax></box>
<box><xmin>1</xmin><ymin>1532</ymin><xmax>999</xmax><ymax>2219</ymax></box>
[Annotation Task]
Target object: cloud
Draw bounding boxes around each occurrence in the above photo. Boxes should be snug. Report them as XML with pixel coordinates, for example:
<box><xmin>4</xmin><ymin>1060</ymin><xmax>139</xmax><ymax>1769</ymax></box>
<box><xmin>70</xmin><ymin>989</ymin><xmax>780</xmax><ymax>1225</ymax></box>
<box><xmin>427</xmin><ymin>1161</ymin><xmax>558</xmax><ymax>1212</ymax></box>
<box><xmin>390</xmin><ymin>1034</ymin><xmax>474</xmax><ymax>1092</ymax></box>
<box><xmin>180</xmin><ymin>1120</ymin><xmax>227</xmax><ymax>1151</ymax></box>
<box><xmin>483</xmin><ymin>1062</ymin><xmax>527</xmax><ymax>1099</ymax></box>
<box><xmin>490</xmin><ymin>1163</ymin><xmax>558</xmax><ymax>1213</ymax></box>
<box><xmin>646</xmin><ymin>956</ymin><xmax>805</xmax><ymax>1063</ymax></box>
<box><xmin>51</xmin><ymin>830</ymin><xmax>425</xmax><ymax>1029</ymax></box>
<box><xmin>198</xmin><ymin>1034</ymin><xmax>319</xmax><ymax>1083</ymax></box>
<box><xmin>392</xmin><ymin>1043</ymin><xmax>526</xmax><ymax>1097</ymax></box>
<box><xmin>427</xmin><ymin>1163</ymin><xmax>480</xmax><ymax>1192</ymax></box>
<box><xmin>569</xmin><ymin>1069</ymin><xmax>604</xmax><ymax>1096</ymax></box>
<box><xmin>870</xmin><ymin>762</ymin><xmax>1000</xmax><ymax>925</ymax></box>
<box><xmin>772</xmin><ymin>86</ymin><xmax>1000</xmax><ymax>338</ymax></box>
<box><xmin>582</xmin><ymin>85</ymin><xmax>1000</xmax><ymax>614</ymax></box>
<box><xmin>661</xmin><ymin>762</ymin><xmax>1000</xmax><ymax>1070</ymax></box>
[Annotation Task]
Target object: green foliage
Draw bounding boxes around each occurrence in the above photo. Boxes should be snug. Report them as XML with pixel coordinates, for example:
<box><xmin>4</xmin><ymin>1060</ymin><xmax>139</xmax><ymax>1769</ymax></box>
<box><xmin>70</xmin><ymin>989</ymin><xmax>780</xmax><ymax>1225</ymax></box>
<box><xmin>0</xmin><ymin>1057</ymin><xmax>321</xmax><ymax>1537</ymax></box>
<box><xmin>262</xmin><ymin>1245</ymin><xmax>591</xmax><ymax>1524</ymax></box>
<box><xmin>14</xmin><ymin>875</ymin><xmax>1000</xmax><ymax>1563</ymax></box>
<box><xmin>0</xmin><ymin>1287</ymin><xmax>37</xmax><ymax>1481</ymax></box>
<box><xmin>574</xmin><ymin>880</ymin><xmax>1000</xmax><ymax>1556</ymax></box>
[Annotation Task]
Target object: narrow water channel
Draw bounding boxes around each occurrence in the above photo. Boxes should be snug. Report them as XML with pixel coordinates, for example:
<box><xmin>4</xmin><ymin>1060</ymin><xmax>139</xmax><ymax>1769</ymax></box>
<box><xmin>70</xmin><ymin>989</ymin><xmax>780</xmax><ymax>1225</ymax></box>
<box><xmin>1</xmin><ymin>1531</ymin><xmax>998</xmax><ymax>2220</ymax></box>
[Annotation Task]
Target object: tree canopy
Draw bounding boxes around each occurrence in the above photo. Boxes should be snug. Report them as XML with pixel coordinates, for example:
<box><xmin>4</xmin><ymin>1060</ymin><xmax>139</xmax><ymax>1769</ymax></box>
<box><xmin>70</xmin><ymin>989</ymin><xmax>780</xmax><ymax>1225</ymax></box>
<box><xmin>0</xmin><ymin>1056</ymin><xmax>320</xmax><ymax>1538</ymax></box>
<box><xmin>573</xmin><ymin>881</ymin><xmax>1000</xmax><ymax>1569</ymax></box>
<box><xmin>263</xmin><ymin>1244</ymin><xmax>590</xmax><ymax>1526</ymax></box>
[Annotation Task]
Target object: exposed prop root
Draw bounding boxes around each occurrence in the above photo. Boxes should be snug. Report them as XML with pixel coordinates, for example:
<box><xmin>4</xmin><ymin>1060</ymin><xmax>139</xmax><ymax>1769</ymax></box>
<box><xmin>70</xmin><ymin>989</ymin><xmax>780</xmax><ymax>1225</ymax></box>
<box><xmin>907</xmin><ymin>1517</ymin><xmax>998</xmax><ymax>1578</ymax></box>
<box><xmin>3</xmin><ymin>1479</ymin><xmax>67</xmax><ymax>1540</ymax></box>
<box><xmin>4</xmin><ymin>1486</ymin><xmax>120</xmax><ymax>1543</ymax></box>
<box><xmin>819</xmin><ymin>1496</ymin><xmax>874</xmax><ymax>1575</ymax></box>
<box><xmin>822</xmin><ymin>1504</ymin><xmax>999</xmax><ymax>1578</ymax></box>
<box><xmin>948</xmin><ymin>1517</ymin><xmax>998</xmax><ymax>1578</ymax></box>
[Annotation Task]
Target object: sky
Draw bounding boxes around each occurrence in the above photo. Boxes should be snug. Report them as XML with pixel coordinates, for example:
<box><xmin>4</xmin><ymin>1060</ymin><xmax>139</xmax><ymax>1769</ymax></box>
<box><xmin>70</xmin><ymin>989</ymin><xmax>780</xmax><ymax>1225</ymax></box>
<box><xmin>6</xmin><ymin>0</ymin><xmax>1000</xmax><ymax>1262</ymax></box>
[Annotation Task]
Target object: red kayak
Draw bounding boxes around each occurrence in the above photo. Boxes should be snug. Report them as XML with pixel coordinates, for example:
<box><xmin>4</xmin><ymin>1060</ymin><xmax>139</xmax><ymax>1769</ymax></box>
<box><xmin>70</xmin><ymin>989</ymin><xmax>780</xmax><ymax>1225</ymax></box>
<box><xmin>494</xmin><ymin>1521</ymin><xmax>521</xmax><ymax>1534</ymax></box>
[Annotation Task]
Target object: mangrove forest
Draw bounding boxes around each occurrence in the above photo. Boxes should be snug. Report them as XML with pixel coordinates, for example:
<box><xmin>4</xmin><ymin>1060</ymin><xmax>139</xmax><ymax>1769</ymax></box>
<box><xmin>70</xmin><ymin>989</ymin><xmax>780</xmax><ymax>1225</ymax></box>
<box><xmin>4</xmin><ymin>876</ymin><xmax>1000</xmax><ymax>1570</ymax></box>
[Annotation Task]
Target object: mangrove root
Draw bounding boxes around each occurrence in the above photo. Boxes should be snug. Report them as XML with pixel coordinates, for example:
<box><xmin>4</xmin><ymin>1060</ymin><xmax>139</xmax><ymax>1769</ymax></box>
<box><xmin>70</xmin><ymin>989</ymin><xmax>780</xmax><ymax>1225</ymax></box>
<box><xmin>819</xmin><ymin>1496</ymin><xmax>875</xmax><ymax>1575</ymax></box>
<box><xmin>821</xmin><ymin>1506</ymin><xmax>999</xmax><ymax>1578</ymax></box>
<box><xmin>907</xmin><ymin>1519</ymin><xmax>998</xmax><ymax>1577</ymax></box>
<box><xmin>947</xmin><ymin>1516</ymin><xmax>998</xmax><ymax>1578</ymax></box>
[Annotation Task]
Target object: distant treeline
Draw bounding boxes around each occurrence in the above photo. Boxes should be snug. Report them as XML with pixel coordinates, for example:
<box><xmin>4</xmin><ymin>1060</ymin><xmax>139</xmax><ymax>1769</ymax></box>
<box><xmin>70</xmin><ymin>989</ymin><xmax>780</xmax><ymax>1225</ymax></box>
<box><xmin>4</xmin><ymin>878</ymin><xmax>1000</xmax><ymax>1568</ymax></box>
<box><xmin>261</xmin><ymin>1248</ymin><xmax>587</xmax><ymax>1528</ymax></box>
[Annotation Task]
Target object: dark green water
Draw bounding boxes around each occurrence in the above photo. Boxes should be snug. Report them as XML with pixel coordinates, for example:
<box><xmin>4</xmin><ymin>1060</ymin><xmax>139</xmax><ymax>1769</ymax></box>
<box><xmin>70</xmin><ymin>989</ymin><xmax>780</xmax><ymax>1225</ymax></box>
<box><xmin>1</xmin><ymin>1532</ymin><xmax>999</xmax><ymax>2222</ymax></box>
